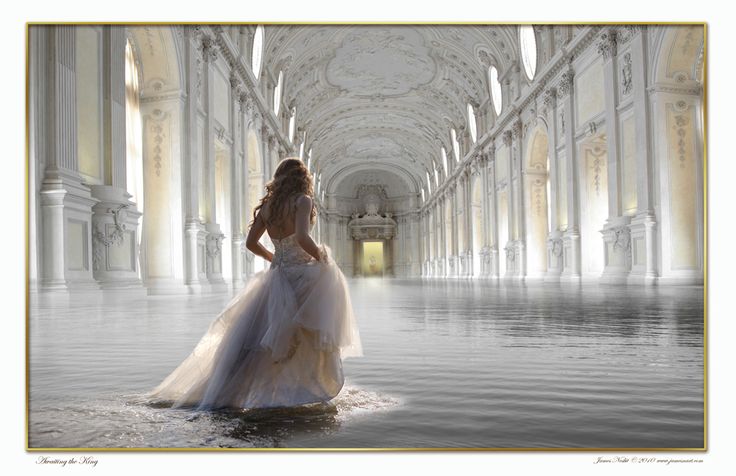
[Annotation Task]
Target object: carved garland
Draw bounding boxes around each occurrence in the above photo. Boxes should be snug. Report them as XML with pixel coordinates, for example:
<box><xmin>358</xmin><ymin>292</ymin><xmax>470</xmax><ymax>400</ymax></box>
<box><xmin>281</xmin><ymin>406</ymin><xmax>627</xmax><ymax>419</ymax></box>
<box><xmin>612</xmin><ymin>227</ymin><xmax>631</xmax><ymax>256</ymax></box>
<box><xmin>549</xmin><ymin>238</ymin><xmax>563</xmax><ymax>258</ymax></box>
<box><xmin>505</xmin><ymin>245</ymin><xmax>516</xmax><ymax>262</ymax></box>
<box><xmin>206</xmin><ymin>233</ymin><xmax>224</xmax><ymax>258</ymax></box>
<box><xmin>674</xmin><ymin>112</ymin><xmax>690</xmax><ymax>169</ymax></box>
<box><xmin>92</xmin><ymin>205</ymin><xmax>129</xmax><ymax>272</ymax></box>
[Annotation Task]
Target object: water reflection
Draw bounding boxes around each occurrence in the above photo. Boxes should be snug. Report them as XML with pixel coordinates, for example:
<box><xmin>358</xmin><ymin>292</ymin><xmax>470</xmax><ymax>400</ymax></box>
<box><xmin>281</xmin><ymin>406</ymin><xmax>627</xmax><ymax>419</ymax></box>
<box><xmin>29</xmin><ymin>280</ymin><xmax>703</xmax><ymax>448</ymax></box>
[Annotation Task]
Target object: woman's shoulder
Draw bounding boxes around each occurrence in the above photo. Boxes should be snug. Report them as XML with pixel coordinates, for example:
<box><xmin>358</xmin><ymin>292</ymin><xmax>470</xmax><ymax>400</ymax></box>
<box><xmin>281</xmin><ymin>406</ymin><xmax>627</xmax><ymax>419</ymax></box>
<box><xmin>293</xmin><ymin>193</ymin><xmax>313</xmax><ymax>208</ymax></box>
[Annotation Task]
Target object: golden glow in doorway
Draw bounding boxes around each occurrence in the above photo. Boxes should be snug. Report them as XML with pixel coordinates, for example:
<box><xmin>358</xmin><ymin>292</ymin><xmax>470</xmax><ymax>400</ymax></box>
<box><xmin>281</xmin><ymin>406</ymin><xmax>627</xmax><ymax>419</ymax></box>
<box><xmin>362</xmin><ymin>241</ymin><xmax>384</xmax><ymax>276</ymax></box>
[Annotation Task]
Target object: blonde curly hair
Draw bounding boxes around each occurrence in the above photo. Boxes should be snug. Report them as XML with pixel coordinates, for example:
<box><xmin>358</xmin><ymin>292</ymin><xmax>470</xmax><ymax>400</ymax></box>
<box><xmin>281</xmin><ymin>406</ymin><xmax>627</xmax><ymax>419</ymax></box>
<box><xmin>251</xmin><ymin>157</ymin><xmax>316</xmax><ymax>228</ymax></box>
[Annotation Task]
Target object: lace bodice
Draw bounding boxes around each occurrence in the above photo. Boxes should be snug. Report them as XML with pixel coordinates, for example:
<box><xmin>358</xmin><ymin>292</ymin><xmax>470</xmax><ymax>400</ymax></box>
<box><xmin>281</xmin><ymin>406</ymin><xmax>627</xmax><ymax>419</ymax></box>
<box><xmin>270</xmin><ymin>233</ymin><xmax>314</xmax><ymax>268</ymax></box>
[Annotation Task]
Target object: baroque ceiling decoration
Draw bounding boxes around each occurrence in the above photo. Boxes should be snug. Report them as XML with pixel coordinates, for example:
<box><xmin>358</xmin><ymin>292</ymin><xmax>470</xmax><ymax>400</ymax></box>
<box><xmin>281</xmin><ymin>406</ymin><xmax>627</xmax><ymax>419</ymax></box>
<box><xmin>261</xmin><ymin>25</ymin><xmax>520</xmax><ymax>195</ymax></box>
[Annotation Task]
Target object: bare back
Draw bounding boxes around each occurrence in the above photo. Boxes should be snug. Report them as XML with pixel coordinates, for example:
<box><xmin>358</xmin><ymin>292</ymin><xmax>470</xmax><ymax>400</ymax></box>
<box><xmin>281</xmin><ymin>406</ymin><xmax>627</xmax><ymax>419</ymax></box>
<box><xmin>261</xmin><ymin>194</ymin><xmax>300</xmax><ymax>240</ymax></box>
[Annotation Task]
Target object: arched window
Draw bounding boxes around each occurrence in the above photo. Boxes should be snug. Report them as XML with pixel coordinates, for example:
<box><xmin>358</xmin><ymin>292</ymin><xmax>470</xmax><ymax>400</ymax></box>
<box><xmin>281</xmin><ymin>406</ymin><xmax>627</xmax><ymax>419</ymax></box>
<box><xmin>307</xmin><ymin>147</ymin><xmax>312</xmax><ymax>171</ymax></box>
<box><xmin>434</xmin><ymin>164</ymin><xmax>440</xmax><ymax>187</ymax></box>
<box><xmin>519</xmin><ymin>25</ymin><xmax>538</xmax><ymax>81</ymax></box>
<box><xmin>421</xmin><ymin>188</ymin><xmax>426</xmax><ymax>203</ymax></box>
<box><xmin>467</xmin><ymin>103</ymin><xmax>477</xmax><ymax>143</ymax></box>
<box><xmin>273</xmin><ymin>70</ymin><xmax>283</xmax><ymax>116</ymax></box>
<box><xmin>124</xmin><ymin>39</ymin><xmax>143</xmax><ymax>211</ymax></box>
<box><xmin>489</xmin><ymin>66</ymin><xmax>503</xmax><ymax>116</ymax></box>
<box><xmin>441</xmin><ymin>146</ymin><xmax>448</xmax><ymax>175</ymax></box>
<box><xmin>451</xmin><ymin>128</ymin><xmax>460</xmax><ymax>162</ymax></box>
<box><xmin>124</xmin><ymin>39</ymin><xmax>144</xmax><ymax>276</ymax></box>
<box><xmin>288</xmin><ymin>107</ymin><xmax>296</xmax><ymax>142</ymax></box>
<box><xmin>251</xmin><ymin>25</ymin><xmax>264</xmax><ymax>80</ymax></box>
<box><xmin>426</xmin><ymin>171</ymin><xmax>433</xmax><ymax>193</ymax></box>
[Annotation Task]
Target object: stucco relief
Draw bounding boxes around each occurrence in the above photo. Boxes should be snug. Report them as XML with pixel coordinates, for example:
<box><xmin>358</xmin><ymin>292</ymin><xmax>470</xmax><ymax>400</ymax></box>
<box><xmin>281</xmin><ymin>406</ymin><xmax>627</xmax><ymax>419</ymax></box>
<box><xmin>326</xmin><ymin>28</ymin><xmax>437</xmax><ymax>97</ymax></box>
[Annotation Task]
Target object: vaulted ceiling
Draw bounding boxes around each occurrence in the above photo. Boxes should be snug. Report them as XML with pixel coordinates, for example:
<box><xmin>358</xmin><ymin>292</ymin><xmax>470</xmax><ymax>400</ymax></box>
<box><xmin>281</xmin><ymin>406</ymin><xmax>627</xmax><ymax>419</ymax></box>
<box><xmin>261</xmin><ymin>25</ymin><xmax>522</xmax><ymax>197</ymax></box>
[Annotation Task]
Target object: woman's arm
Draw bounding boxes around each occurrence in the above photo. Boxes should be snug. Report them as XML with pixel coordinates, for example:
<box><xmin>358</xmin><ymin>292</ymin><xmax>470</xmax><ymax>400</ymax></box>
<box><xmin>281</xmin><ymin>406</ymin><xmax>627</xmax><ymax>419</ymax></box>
<box><xmin>294</xmin><ymin>195</ymin><xmax>323</xmax><ymax>262</ymax></box>
<box><xmin>245</xmin><ymin>212</ymin><xmax>274</xmax><ymax>262</ymax></box>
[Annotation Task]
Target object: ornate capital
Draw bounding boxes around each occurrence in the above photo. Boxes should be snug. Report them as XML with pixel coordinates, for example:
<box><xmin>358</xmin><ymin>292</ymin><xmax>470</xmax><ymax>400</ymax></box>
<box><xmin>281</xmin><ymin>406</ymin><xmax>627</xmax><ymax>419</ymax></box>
<box><xmin>268</xmin><ymin>135</ymin><xmax>278</xmax><ymax>149</ymax></box>
<box><xmin>199</xmin><ymin>34</ymin><xmax>218</xmax><ymax>62</ymax></box>
<box><xmin>558</xmin><ymin>67</ymin><xmax>575</xmax><ymax>98</ymax></box>
<box><xmin>502</xmin><ymin>130</ymin><xmax>513</xmax><ymax>147</ymax></box>
<box><xmin>597</xmin><ymin>29</ymin><xmax>618</xmax><ymax>60</ymax></box>
<box><xmin>229</xmin><ymin>70</ymin><xmax>241</xmax><ymax>89</ymax></box>
<box><xmin>237</xmin><ymin>90</ymin><xmax>250</xmax><ymax>112</ymax></box>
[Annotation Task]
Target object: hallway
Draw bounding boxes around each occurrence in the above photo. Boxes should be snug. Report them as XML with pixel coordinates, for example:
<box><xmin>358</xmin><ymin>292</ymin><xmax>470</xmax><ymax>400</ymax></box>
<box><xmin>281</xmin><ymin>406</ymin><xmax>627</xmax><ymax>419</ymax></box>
<box><xmin>29</xmin><ymin>280</ymin><xmax>704</xmax><ymax>448</ymax></box>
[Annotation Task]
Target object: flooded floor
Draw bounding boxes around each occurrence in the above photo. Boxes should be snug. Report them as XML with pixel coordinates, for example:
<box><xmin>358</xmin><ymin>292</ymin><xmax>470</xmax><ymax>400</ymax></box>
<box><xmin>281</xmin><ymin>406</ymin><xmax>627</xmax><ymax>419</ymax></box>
<box><xmin>28</xmin><ymin>279</ymin><xmax>704</xmax><ymax>449</ymax></box>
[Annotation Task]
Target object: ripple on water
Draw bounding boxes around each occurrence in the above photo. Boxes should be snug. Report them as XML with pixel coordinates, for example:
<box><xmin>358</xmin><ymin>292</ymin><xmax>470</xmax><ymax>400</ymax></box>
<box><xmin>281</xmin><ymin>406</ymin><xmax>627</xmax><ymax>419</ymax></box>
<box><xmin>29</xmin><ymin>385</ymin><xmax>400</xmax><ymax>449</ymax></box>
<box><xmin>29</xmin><ymin>280</ymin><xmax>704</xmax><ymax>449</ymax></box>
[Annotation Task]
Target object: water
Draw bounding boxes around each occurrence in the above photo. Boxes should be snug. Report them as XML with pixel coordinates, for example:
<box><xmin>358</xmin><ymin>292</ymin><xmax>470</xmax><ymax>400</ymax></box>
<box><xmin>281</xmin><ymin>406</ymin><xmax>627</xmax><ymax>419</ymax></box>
<box><xmin>28</xmin><ymin>279</ymin><xmax>704</xmax><ymax>449</ymax></box>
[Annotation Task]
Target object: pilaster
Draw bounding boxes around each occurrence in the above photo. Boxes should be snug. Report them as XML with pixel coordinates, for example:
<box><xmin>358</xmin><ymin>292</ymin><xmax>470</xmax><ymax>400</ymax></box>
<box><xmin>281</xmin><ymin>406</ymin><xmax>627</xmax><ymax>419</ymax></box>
<box><xmin>558</xmin><ymin>62</ymin><xmax>582</xmax><ymax>280</ymax></box>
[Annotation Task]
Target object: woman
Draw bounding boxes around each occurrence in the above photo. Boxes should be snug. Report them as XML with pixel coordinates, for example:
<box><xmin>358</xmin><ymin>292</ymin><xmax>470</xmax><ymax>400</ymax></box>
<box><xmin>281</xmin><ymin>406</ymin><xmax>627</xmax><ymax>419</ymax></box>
<box><xmin>146</xmin><ymin>158</ymin><xmax>362</xmax><ymax>411</ymax></box>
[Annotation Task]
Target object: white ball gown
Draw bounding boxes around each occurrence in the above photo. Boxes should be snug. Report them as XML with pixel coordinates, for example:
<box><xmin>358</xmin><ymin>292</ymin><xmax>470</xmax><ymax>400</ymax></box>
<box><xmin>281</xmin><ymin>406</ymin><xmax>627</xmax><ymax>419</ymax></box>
<box><xmin>145</xmin><ymin>234</ymin><xmax>362</xmax><ymax>411</ymax></box>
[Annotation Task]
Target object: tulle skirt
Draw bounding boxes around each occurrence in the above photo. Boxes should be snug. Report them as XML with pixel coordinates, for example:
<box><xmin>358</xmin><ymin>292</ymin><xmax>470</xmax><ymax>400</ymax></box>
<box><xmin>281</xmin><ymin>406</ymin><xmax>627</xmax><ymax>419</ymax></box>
<box><xmin>145</xmin><ymin>249</ymin><xmax>362</xmax><ymax>411</ymax></box>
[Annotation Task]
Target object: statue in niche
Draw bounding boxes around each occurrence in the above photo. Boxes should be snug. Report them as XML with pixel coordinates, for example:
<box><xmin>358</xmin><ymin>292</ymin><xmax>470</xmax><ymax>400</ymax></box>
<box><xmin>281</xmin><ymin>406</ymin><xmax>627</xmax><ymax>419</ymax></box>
<box><xmin>348</xmin><ymin>183</ymin><xmax>397</xmax><ymax>241</ymax></box>
<box><xmin>368</xmin><ymin>255</ymin><xmax>378</xmax><ymax>274</ymax></box>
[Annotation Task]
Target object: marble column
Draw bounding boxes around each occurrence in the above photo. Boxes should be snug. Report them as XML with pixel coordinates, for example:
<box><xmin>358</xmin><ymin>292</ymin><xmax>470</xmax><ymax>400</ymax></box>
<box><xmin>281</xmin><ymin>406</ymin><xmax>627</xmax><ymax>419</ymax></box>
<box><xmin>410</xmin><ymin>211</ymin><xmax>420</xmax><ymax>276</ymax></box>
<box><xmin>260</xmin><ymin>124</ymin><xmax>272</xmax><ymax>181</ymax></box>
<box><xmin>502</xmin><ymin>130</ymin><xmax>516</xmax><ymax>277</ymax></box>
<box><xmin>598</xmin><ymin>30</ymin><xmax>632</xmax><ymax>285</ymax></box>
<box><xmin>449</xmin><ymin>186</ymin><xmax>458</xmax><ymax>277</ymax></box>
<box><xmin>426</xmin><ymin>210</ymin><xmax>431</xmax><ymax>277</ymax></box>
<box><xmin>91</xmin><ymin>26</ymin><xmax>143</xmax><ymax>289</ymax></box>
<box><xmin>439</xmin><ymin>195</ymin><xmax>447</xmax><ymax>277</ymax></box>
<box><xmin>268</xmin><ymin>134</ymin><xmax>279</xmax><ymax>179</ymax></box>
<box><xmin>478</xmin><ymin>152</ymin><xmax>491</xmax><ymax>277</ymax></box>
<box><xmin>230</xmin><ymin>81</ymin><xmax>246</xmax><ymax>289</ymax></box>
<box><xmin>434</xmin><ymin>203</ymin><xmax>439</xmax><ymax>276</ymax></box>
<box><xmin>558</xmin><ymin>64</ymin><xmax>582</xmax><ymax>280</ymax></box>
<box><xmin>201</xmin><ymin>36</ymin><xmax>226</xmax><ymax>289</ymax></box>
<box><xmin>182</xmin><ymin>27</ymin><xmax>207</xmax><ymax>291</ymax></box>
<box><xmin>512</xmin><ymin>119</ymin><xmax>526</xmax><ymax>279</ymax></box>
<box><xmin>628</xmin><ymin>27</ymin><xmax>658</xmax><ymax>285</ymax></box>
<box><xmin>544</xmin><ymin>87</ymin><xmax>563</xmax><ymax>281</ymax></box>
<box><xmin>39</xmin><ymin>26</ymin><xmax>98</xmax><ymax>291</ymax></box>
<box><xmin>463</xmin><ymin>167</ymin><xmax>473</xmax><ymax>277</ymax></box>
<box><xmin>487</xmin><ymin>146</ymin><xmax>500</xmax><ymax>278</ymax></box>
<box><xmin>458</xmin><ymin>173</ymin><xmax>466</xmax><ymax>277</ymax></box>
